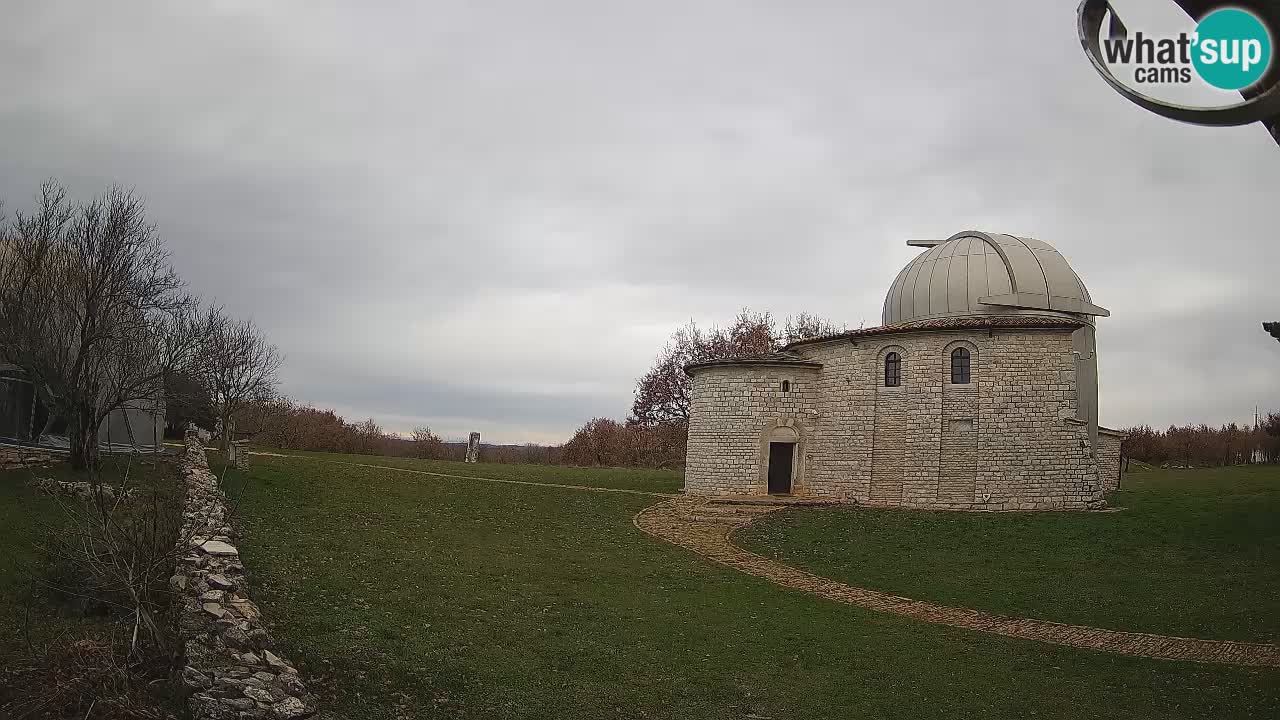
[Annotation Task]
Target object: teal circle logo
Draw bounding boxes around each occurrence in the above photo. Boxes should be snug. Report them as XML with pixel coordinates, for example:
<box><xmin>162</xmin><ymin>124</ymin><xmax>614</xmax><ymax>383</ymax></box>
<box><xmin>1191</xmin><ymin>8</ymin><xmax>1272</xmax><ymax>90</ymax></box>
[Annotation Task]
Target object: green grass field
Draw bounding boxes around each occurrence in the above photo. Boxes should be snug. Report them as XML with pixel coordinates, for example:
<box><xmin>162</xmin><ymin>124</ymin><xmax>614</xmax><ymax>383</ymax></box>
<box><xmin>284</xmin><ymin>450</ymin><xmax>684</xmax><ymax>494</ymax></box>
<box><xmin>0</xmin><ymin>465</ymin><xmax>66</xmax><ymax>657</ymax></box>
<box><xmin>738</xmin><ymin>465</ymin><xmax>1280</xmax><ymax>643</ymax></box>
<box><xmin>224</xmin><ymin>454</ymin><xmax>1280</xmax><ymax>720</ymax></box>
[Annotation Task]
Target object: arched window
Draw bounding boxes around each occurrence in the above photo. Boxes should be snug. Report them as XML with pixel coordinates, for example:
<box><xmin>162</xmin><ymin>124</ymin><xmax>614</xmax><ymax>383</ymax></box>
<box><xmin>781</xmin><ymin>380</ymin><xmax>790</xmax><ymax>393</ymax></box>
<box><xmin>884</xmin><ymin>352</ymin><xmax>901</xmax><ymax>387</ymax></box>
<box><xmin>951</xmin><ymin>347</ymin><xmax>971</xmax><ymax>384</ymax></box>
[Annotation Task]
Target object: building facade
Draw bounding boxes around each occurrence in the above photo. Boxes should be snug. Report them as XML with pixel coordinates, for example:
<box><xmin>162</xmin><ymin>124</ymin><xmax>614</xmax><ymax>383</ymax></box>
<box><xmin>0</xmin><ymin>364</ymin><xmax>165</xmax><ymax>452</ymax></box>
<box><xmin>684</xmin><ymin>231</ymin><xmax>1124</xmax><ymax>510</ymax></box>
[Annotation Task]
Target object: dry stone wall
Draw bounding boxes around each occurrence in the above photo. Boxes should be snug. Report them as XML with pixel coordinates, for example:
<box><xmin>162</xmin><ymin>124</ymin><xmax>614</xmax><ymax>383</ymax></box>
<box><xmin>0</xmin><ymin>446</ymin><xmax>57</xmax><ymax>470</ymax></box>
<box><xmin>685</xmin><ymin>328</ymin><xmax>1108</xmax><ymax>510</ymax></box>
<box><xmin>173</xmin><ymin>430</ymin><xmax>318</xmax><ymax>719</ymax></box>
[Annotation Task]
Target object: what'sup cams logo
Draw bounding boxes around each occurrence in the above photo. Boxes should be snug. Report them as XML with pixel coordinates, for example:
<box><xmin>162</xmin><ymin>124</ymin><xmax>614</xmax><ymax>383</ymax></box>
<box><xmin>1078</xmin><ymin>1</ymin><xmax>1280</xmax><ymax>143</ymax></box>
<box><xmin>1100</xmin><ymin>7</ymin><xmax>1270</xmax><ymax>88</ymax></box>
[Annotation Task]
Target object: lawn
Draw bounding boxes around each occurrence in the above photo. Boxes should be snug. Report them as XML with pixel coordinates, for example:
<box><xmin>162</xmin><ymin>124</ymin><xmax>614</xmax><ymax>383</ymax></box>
<box><xmin>739</xmin><ymin>464</ymin><xmax>1280</xmax><ymax>643</ymax></box>
<box><xmin>0</xmin><ymin>452</ymin><xmax>181</xmax><ymax>658</ymax></box>
<box><xmin>0</xmin><ymin>462</ymin><xmax>68</xmax><ymax>657</ymax></box>
<box><xmin>227</xmin><ymin>453</ymin><xmax>1280</xmax><ymax>720</ymax></box>
<box><xmin>287</xmin><ymin>450</ymin><xmax>683</xmax><ymax>494</ymax></box>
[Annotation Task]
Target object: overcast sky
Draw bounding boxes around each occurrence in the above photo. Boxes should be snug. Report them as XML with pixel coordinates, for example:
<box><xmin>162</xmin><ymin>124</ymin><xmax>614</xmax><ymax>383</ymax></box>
<box><xmin>1</xmin><ymin>0</ymin><xmax>1276</xmax><ymax>443</ymax></box>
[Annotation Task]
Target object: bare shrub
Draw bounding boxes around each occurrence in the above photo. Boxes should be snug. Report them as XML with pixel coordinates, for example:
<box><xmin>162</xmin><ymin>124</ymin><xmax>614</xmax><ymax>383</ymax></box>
<box><xmin>202</xmin><ymin>314</ymin><xmax>281</xmax><ymax>449</ymax></box>
<box><xmin>560</xmin><ymin>417</ymin><xmax>685</xmax><ymax>469</ymax></box>
<box><xmin>0</xmin><ymin>635</ymin><xmax>179</xmax><ymax>719</ymax></box>
<box><xmin>411</xmin><ymin>425</ymin><xmax>448</xmax><ymax>459</ymax></box>
<box><xmin>3</xmin><ymin>456</ymin><xmax>188</xmax><ymax>719</ymax></box>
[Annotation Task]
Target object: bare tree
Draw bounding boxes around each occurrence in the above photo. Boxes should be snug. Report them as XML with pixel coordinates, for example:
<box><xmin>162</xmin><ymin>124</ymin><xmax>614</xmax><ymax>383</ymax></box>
<box><xmin>783</xmin><ymin>312</ymin><xmax>844</xmax><ymax>344</ymax></box>
<box><xmin>629</xmin><ymin>308</ymin><xmax>837</xmax><ymax>427</ymax></box>
<box><xmin>350</xmin><ymin>418</ymin><xmax>382</xmax><ymax>455</ymax></box>
<box><xmin>625</xmin><ymin>308</ymin><xmax>839</xmax><ymax>466</ymax></box>
<box><xmin>411</xmin><ymin>425</ymin><xmax>445</xmax><ymax>459</ymax></box>
<box><xmin>563</xmin><ymin>417</ymin><xmax>629</xmax><ymax>467</ymax></box>
<box><xmin>203</xmin><ymin>313</ymin><xmax>282</xmax><ymax>449</ymax></box>
<box><xmin>0</xmin><ymin>181</ymin><xmax>207</xmax><ymax>474</ymax></box>
<box><xmin>631</xmin><ymin>310</ymin><xmax>764</xmax><ymax>427</ymax></box>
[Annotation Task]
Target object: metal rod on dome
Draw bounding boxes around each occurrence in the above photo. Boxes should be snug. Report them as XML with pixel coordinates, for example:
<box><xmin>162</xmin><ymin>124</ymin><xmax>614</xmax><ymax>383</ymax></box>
<box><xmin>906</xmin><ymin>239</ymin><xmax>945</xmax><ymax>247</ymax></box>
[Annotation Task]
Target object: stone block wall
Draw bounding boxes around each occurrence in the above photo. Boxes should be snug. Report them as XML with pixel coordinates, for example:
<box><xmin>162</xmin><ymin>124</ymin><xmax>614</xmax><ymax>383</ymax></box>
<box><xmin>939</xmin><ymin>380</ymin><xmax>979</xmax><ymax>504</ymax></box>
<box><xmin>968</xmin><ymin>330</ymin><xmax>1100</xmax><ymax>509</ymax></box>
<box><xmin>685</xmin><ymin>327</ymin><xmax>1108</xmax><ymax>510</ymax></box>
<box><xmin>869</xmin><ymin>381</ymin><xmax>907</xmax><ymax>502</ymax></box>
<box><xmin>1098</xmin><ymin>428</ymin><xmax>1126</xmax><ymax>492</ymax></box>
<box><xmin>684</xmin><ymin>365</ymin><xmax>819</xmax><ymax>495</ymax></box>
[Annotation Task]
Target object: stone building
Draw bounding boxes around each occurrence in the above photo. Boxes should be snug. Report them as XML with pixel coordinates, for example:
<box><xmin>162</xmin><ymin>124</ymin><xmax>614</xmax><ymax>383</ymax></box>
<box><xmin>683</xmin><ymin>230</ymin><xmax>1125</xmax><ymax>510</ymax></box>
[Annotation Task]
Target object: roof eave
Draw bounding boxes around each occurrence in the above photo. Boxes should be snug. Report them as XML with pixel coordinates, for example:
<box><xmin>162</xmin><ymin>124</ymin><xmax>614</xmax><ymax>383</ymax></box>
<box><xmin>683</xmin><ymin>359</ymin><xmax>823</xmax><ymax>377</ymax></box>
<box><xmin>783</xmin><ymin>317</ymin><xmax>1086</xmax><ymax>351</ymax></box>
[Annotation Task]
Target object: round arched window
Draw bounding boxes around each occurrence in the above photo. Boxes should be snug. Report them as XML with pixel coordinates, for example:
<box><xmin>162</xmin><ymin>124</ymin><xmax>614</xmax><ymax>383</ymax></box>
<box><xmin>884</xmin><ymin>352</ymin><xmax>901</xmax><ymax>387</ymax></box>
<box><xmin>951</xmin><ymin>347</ymin><xmax>971</xmax><ymax>384</ymax></box>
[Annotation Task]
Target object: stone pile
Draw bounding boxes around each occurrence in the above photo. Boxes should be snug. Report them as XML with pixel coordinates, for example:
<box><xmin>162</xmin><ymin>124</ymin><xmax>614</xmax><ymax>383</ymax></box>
<box><xmin>33</xmin><ymin>478</ymin><xmax>134</xmax><ymax>502</ymax></box>
<box><xmin>173</xmin><ymin>429</ymin><xmax>317</xmax><ymax>719</ymax></box>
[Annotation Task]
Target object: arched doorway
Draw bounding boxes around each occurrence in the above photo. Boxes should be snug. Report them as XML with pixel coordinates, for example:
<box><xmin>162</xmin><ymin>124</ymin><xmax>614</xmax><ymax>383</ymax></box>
<box><xmin>766</xmin><ymin>425</ymin><xmax>799</xmax><ymax>495</ymax></box>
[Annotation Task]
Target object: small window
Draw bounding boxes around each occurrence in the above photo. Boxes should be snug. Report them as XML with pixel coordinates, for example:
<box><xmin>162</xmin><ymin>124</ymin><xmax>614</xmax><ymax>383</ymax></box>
<box><xmin>884</xmin><ymin>352</ymin><xmax>901</xmax><ymax>387</ymax></box>
<box><xmin>951</xmin><ymin>347</ymin><xmax>971</xmax><ymax>384</ymax></box>
<box><xmin>781</xmin><ymin>380</ymin><xmax>790</xmax><ymax>393</ymax></box>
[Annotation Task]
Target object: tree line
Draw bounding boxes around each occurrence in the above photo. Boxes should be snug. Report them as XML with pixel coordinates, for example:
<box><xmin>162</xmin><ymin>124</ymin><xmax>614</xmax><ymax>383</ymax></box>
<box><xmin>1119</xmin><ymin>416</ymin><xmax>1280</xmax><ymax>468</ymax></box>
<box><xmin>231</xmin><ymin>396</ymin><xmax>574</xmax><ymax>464</ymax></box>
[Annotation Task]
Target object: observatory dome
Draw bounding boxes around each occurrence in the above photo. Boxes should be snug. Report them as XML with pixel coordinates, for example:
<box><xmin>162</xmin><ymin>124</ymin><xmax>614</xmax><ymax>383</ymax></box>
<box><xmin>882</xmin><ymin>230</ymin><xmax>1108</xmax><ymax>327</ymax></box>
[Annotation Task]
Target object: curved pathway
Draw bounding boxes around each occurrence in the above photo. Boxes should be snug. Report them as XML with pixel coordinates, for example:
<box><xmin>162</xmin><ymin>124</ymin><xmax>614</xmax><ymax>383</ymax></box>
<box><xmin>634</xmin><ymin>498</ymin><xmax>1280</xmax><ymax>668</ymax></box>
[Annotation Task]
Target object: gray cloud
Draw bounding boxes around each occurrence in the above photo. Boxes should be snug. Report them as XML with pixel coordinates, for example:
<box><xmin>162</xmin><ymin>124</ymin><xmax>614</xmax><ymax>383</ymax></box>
<box><xmin>1</xmin><ymin>0</ymin><xmax>1276</xmax><ymax>442</ymax></box>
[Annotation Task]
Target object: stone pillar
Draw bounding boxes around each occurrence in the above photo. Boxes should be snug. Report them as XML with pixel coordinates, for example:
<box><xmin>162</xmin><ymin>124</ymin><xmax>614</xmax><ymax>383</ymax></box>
<box><xmin>465</xmin><ymin>432</ymin><xmax>480</xmax><ymax>463</ymax></box>
<box><xmin>229</xmin><ymin>440</ymin><xmax>250</xmax><ymax>471</ymax></box>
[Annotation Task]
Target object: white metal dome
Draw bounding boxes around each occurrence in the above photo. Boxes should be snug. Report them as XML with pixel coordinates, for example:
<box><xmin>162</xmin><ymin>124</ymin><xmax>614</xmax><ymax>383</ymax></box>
<box><xmin>882</xmin><ymin>231</ymin><xmax>1108</xmax><ymax>327</ymax></box>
